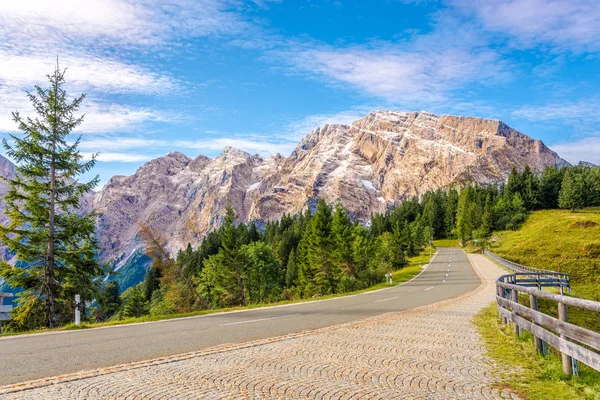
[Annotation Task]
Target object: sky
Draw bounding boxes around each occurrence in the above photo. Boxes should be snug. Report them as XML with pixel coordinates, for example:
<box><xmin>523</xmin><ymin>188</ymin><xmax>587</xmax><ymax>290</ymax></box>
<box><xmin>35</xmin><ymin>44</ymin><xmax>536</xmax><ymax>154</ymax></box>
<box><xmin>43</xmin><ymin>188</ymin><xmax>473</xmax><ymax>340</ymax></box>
<box><xmin>0</xmin><ymin>0</ymin><xmax>599</xmax><ymax>186</ymax></box>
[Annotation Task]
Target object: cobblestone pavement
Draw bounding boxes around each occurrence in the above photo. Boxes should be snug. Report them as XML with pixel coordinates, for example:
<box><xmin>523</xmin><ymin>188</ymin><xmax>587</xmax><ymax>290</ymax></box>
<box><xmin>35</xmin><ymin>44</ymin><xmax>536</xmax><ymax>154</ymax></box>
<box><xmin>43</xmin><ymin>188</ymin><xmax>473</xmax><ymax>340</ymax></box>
<box><xmin>1</xmin><ymin>253</ymin><xmax>517</xmax><ymax>399</ymax></box>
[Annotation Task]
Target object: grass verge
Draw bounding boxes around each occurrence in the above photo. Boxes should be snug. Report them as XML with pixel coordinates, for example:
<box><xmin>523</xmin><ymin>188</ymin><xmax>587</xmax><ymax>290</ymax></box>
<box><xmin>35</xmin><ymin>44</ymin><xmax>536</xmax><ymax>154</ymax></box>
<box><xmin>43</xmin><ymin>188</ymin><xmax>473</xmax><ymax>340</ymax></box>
<box><xmin>474</xmin><ymin>302</ymin><xmax>600</xmax><ymax>400</ymax></box>
<box><xmin>1</xmin><ymin>251</ymin><xmax>431</xmax><ymax>337</ymax></box>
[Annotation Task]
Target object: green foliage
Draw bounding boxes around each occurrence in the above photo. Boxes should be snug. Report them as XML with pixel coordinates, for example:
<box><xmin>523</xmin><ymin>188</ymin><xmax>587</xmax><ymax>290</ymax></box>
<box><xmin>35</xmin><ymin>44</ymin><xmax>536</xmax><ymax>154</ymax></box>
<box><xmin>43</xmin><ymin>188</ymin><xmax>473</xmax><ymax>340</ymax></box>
<box><xmin>121</xmin><ymin>285</ymin><xmax>148</xmax><ymax>318</ymax></box>
<box><xmin>241</xmin><ymin>241</ymin><xmax>282</xmax><ymax>303</ymax></box>
<box><xmin>0</xmin><ymin>62</ymin><xmax>101</xmax><ymax>330</ymax></box>
<box><xmin>95</xmin><ymin>281</ymin><xmax>121</xmax><ymax>321</ymax></box>
<box><xmin>559</xmin><ymin>168</ymin><xmax>586</xmax><ymax>211</ymax></box>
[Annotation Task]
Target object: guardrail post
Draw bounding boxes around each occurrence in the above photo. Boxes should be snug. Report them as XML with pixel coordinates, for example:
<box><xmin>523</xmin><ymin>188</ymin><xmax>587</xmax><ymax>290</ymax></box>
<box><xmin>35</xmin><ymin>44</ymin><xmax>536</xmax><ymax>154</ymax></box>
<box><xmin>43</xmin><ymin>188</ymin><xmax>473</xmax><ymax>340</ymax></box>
<box><xmin>496</xmin><ymin>285</ymin><xmax>506</xmax><ymax>325</ymax></box>
<box><xmin>529</xmin><ymin>294</ymin><xmax>544</xmax><ymax>354</ymax></box>
<box><xmin>558</xmin><ymin>302</ymin><xmax>573</xmax><ymax>376</ymax></box>
<box><xmin>512</xmin><ymin>289</ymin><xmax>521</xmax><ymax>336</ymax></box>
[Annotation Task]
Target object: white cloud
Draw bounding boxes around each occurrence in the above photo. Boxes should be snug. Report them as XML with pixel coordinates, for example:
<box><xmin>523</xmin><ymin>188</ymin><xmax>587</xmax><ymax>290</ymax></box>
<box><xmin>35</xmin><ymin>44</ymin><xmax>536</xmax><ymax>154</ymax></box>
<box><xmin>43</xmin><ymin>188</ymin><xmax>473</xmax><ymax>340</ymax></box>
<box><xmin>550</xmin><ymin>135</ymin><xmax>600</xmax><ymax>165</ymax></box>
<box><xmin>0</xmin><ymin>87</ymin><xmax>168</xmax><ymax>134</ymax></box>
<box><xmin>457</xmin><ymin>0</ymin><xmax>600</xmax><ymax>52</ymax></box>
<box><xmin>0</xmin><ymin>0</ymin><xmax>257</xmax><ymax>140</ymax></box>
<box><xmin>79</xmin><ymin>104</ymin><xmax>172</xmax><ymax>134</ymax></box>
<box><xmin>512</xmin><ymin>98</ymin><xmax>600</xmax><ymax>124</ymax></box>
<box><xmin>78</xmin><ymin>134</ymin><xmax>297</xmax><ymax>160</ymax></box>
<box><xmin>0</xmin><ymin>53</ymin><xmax>178</xmax><ymax>95</ymax></box>
<box><xmin>271</xmin><ymin>33</ymin><xmax>510</xmax><ymax>104</ymax></box>
<box><xmin>177</xmin><ymin>137</ymin><xmax>297</xmax><ymax>156</ymax></box>
<box><xmin>79</xmin><ymin>137</ymin><xmax>168</xmax><ymax>152</ymax></box>
<box><xmin>0</xmin><ymin>0</ymin><xmax>252</xmax><ymax>51</ymax></box>
<box><xmin>81</xmin><ymin>151</ymin><xmax>155</xmax><ymax>163</ymax></box>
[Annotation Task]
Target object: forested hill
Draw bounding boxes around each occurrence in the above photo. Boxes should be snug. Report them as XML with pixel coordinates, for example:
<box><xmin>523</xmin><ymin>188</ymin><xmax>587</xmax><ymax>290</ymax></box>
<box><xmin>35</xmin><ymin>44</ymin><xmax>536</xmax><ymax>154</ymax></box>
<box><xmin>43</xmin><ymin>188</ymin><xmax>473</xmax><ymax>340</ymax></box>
<box><xmin>89</xmin><ymin>163</ymin><xmax>600</xmax><ymax>327</ymax></box>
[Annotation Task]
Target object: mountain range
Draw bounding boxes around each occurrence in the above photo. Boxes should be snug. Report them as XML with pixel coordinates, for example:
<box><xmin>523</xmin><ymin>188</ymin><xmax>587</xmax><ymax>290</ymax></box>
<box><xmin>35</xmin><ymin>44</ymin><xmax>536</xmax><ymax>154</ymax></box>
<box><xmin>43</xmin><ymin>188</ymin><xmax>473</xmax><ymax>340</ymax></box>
<box><xmin>0</xmin><ymin>110</ymin><xmax>568</xmax><ymax>290</ymax></box>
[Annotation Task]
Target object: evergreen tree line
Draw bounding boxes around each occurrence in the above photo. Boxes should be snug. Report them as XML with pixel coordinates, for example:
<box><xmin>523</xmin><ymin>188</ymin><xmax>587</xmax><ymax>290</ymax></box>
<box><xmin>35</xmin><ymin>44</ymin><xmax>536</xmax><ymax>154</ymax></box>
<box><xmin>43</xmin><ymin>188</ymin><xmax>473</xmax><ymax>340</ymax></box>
<box><xmin>455</xmin><ymin>164</ymin><xmax>600</xmax><ymax>244</ymax></box>
<box><xmin>110</xmin><ymin>163</ymin><xmax>600</xmax><ymax>320</ymax></box>
<box><xmin>110</xmin><ymin>198</ymin><xmax>435</xmax><ymax>319</ymax></box>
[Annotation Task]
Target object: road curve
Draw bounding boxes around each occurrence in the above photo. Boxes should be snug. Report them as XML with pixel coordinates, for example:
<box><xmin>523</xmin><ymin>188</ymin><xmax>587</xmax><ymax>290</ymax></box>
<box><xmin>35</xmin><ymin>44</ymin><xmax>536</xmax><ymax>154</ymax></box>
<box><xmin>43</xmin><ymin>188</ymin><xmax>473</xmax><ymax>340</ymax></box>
<box><xmin>0</xmin><ymin>247</ymin><xmax>480</xmax><ymax>385</ymax></box>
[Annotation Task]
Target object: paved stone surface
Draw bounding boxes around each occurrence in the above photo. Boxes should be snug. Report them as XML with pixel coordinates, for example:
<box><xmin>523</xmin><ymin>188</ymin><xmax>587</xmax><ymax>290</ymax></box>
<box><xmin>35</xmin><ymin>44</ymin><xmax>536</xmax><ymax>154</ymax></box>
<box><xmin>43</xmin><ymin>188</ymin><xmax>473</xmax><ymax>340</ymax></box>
<box><xmin>1</xmin><ymin>252</ymin><xmax>517</xmax><ymax>399</ymax></box>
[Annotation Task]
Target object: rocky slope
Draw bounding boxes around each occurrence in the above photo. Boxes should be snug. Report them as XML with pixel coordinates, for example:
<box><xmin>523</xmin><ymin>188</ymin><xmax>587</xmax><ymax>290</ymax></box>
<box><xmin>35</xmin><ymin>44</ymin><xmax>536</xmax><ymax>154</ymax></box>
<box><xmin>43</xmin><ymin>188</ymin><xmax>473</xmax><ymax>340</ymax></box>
<box><xmin>0</xmin><ymin>111</ymin><xmax>568</xmax><ymax>288</ymax></box>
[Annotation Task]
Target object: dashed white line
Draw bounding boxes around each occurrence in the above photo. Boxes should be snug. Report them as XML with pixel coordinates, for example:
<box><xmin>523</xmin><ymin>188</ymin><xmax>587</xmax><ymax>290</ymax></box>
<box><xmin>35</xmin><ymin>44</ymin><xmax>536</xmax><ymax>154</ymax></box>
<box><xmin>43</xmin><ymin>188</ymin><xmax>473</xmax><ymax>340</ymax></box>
<box><xmin>424</xmin><ymin>286</ymin><xmax>435</xmax><ymax>291</ymax></box>
<box><xmin>374</xmin><ymin>296</ymin><xmax>399</xmax><ymax>303</ymax></box>
<box><xmin>220</xmin><ymin>313</ymin><xmax>300</xmax><ymax>326</ymax></box>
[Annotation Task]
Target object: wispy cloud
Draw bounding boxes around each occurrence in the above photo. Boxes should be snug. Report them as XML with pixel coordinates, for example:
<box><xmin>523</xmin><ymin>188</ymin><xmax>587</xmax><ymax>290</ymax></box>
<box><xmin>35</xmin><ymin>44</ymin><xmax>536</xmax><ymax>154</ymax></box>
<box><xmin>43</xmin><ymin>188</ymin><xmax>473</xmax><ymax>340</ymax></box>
<box><xmin>77</xmin><ymin>134</ymin><xmax>297</xmax><ymax>160</ymax></box>
<box><xmin>0</xmin><ymin>0</ymin><xmax>255</xmax><ymax>51</ymax></box>
<box><xmin>176</xmin><ymin>137</ymin><xmax>297</xmax><ymax>156</ymax></box>
<box><xmin>0</xmin><ymin>0</ymin><xmax>262</xmax><ymax>145</ymax></box>
<box><xmin>458</xmin><ymin>0</ymin><xmax>600</xmax><ymax>52</ymax></box>
<box><xmin>550</xmin><ymin>134</ymin><xmax>600</xmax><ymax>165</ymax></box>
<box><xmin>81</xmin><ymin>151</ymin><xmax>155</xmax><ymax>163</ymax></box>
<box><xmin>0</xmin><ymin>88</ymin><xmax>170</xmax><ymax>134</ymax></box>
<box><xmin>512</xmin><ymin>98</ymin><xmax>600</xmax><ymax>124</ymax></box>
<box><xmin>0</xmin><ymin>53</ymin><xmax>178</xmax><ymax>95</ymax></box>
<box><xmin>272</xmin><ymin>13</ymin><xmax>511</xmax><ymax>106</ymax></box>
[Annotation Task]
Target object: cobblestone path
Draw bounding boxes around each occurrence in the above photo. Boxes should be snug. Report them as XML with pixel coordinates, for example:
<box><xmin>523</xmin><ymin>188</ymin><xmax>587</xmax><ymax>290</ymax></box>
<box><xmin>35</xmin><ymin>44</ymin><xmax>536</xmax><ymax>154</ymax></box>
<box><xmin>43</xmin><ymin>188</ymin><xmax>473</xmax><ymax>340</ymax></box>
<box><xmin>1</xmin><ymin>254</ymin><xmax>517</xmax><ymax>399</ymax></box>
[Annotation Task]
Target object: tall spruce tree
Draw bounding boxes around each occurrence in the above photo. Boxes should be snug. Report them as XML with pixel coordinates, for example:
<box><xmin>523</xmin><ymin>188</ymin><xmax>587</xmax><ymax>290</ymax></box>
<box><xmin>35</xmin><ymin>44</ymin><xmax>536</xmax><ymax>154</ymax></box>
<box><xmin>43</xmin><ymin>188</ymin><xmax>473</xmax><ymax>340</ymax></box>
<box><xmin>0</xmin><ymin>61</ymin><xmax>100</xmax><ymax>329</ymax></box>
<box><xmin>559</xmin><ymin>168</ymin><xmax>585</xmax><ymax>211</ymax></box>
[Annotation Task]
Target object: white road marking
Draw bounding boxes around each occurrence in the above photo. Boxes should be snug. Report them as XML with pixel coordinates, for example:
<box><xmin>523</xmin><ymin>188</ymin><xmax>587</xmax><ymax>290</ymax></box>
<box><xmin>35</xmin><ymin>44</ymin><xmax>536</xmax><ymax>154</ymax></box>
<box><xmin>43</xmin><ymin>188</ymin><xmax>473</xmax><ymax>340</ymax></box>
<box><xmin>442</xmin><ymin>279</ymin><xmax>446</xmax><ymax>283</ymax></box>
<box><xmin>374</xmin><ymin>296</ymin><xmax>399</xmax><ymax>303</ymax></box>
<box><xmin>220</xmin><ymin>313</ymin><xmax>300</xmax><ymax>326</ymax></box>
<box><xmin>424</xmin><ymin>286</ymin><xmax>435</xmax><ymax>291</ymax></box>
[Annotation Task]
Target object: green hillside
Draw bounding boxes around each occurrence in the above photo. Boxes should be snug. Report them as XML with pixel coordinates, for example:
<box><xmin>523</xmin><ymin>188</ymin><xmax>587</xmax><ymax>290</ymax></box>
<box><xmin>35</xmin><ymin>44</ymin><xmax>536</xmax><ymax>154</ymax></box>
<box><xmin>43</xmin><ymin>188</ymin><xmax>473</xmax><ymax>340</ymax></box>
<box><xmin>490</xmin><ymin>207</ymin><xmax>600</xmax><ymax>300</ymax></box>
<box><xmin>489</xmin><ymin>207</ymin><xmax>600</xmax><ymax>333</ymax></box>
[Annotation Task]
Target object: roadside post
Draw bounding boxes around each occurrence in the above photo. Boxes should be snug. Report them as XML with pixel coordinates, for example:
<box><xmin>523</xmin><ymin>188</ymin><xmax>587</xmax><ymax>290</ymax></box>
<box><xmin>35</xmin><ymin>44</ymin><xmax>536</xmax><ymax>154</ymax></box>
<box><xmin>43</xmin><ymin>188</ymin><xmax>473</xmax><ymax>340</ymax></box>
<box><xmin>75</xmin><ymin>294</ymin><xmax>81</xmax><ymax>326</ymax></box>
<box><xmin>0</xmin><ymin>292</ymin><xmax>14</xmax><ymax>334</ymax></box>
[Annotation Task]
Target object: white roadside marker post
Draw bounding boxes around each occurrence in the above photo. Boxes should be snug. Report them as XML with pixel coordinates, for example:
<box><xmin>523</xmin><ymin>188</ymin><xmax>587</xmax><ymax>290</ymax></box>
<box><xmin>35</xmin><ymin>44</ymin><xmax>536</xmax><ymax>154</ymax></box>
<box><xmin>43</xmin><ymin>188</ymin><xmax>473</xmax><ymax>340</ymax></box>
<box><xmin>75</xmin><ymin>294</ymin><xmax>81</xmax><ymax>326</ymax></box>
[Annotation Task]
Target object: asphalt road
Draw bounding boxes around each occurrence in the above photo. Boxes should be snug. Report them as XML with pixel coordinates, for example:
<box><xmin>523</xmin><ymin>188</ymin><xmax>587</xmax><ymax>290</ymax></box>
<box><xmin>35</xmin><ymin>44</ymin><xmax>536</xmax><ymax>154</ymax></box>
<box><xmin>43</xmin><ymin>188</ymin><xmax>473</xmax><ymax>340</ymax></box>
<box><xmin>0</xmin><ymin>247</ymin><xmax>480</xmax><ymax>385</ymax></box>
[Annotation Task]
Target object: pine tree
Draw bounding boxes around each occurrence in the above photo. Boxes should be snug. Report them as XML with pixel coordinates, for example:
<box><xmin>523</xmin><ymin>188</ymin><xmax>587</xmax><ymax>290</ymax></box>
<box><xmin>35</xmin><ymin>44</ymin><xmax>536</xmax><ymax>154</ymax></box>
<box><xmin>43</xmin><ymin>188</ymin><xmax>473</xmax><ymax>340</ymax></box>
<box><xmin>559</xmin><ymin>168</ymin><xmax>585</xmax><ymax>211</ymax></box>
<box><xmin>521</xmin><ymin>165</ymin><xmax>540</xmax><ymax>210</ymax></box>
<box><xmin>285</xmin><ymin>248</ymin><xmax>298</xmax><ymax>288</ymax></box>
<box><xmin>506</xmin><ymin>167</ymin><xmax>524</xmax><ymax>197</ymax></box>
<box><xmin>331</xmin><ymin>204</ymin><xmax>354</xmax><ymax>276</ymax></box>
<box><xmin>96</xmin><ymin>281</ymin><xmax>121</xmax><ymax>321</ymax></box>
<box><xmin>0</xmin><ymin>61</ymin><xmax>100</xmax><ymax>329</ymax></box>
<box><xmin>122</xmin><ymin>286</ymin><xmax>147</xmax><ymax>318</ymax></box>
<box><xmin>307</xmin><ymin>199</ymin><xmax>337</xmax><ymax>295</ymax></box>
<box><xmin>539</xmin><ymin>166</ymin><xmax>563</xmax><ymax>209</ymax></box>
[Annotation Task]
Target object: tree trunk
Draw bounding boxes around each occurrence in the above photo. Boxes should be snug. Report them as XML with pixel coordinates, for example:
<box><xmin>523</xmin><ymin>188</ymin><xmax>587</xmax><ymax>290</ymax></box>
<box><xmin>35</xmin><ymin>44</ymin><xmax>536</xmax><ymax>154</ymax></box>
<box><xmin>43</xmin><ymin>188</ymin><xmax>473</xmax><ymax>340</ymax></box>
<box><xmin>236</xmin><ymin>266</ymin><xmax>246</xmax><ymax>306</ymax></box>
<box><xmin>46</xmin><ymin>66</ymin><xmax>58</xmax><ymax>329</ymax></box>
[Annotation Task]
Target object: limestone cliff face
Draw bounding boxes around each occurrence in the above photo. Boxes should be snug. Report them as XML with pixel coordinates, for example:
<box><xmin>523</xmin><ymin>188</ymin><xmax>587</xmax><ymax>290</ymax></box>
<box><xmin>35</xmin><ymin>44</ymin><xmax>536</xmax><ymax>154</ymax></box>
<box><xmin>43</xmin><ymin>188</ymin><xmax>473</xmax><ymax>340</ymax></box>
<box><xmin>0</xmin><ymin>111</ymin><xmax>568</xmax><ymax>279</ymax></box>
<box><xmin>247</xmin><ymin>111</ymin><xmax>567</xmax><ymax>223</ymax></box>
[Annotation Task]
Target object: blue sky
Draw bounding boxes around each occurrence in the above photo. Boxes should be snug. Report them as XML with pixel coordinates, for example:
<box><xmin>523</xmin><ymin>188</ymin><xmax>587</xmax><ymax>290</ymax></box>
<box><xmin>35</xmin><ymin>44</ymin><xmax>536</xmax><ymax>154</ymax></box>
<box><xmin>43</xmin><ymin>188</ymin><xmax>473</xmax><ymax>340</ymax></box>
<box><xmin>1</xmin><ymin>0</ymin><xmax>599</xmax><ymax>186</ymax></box>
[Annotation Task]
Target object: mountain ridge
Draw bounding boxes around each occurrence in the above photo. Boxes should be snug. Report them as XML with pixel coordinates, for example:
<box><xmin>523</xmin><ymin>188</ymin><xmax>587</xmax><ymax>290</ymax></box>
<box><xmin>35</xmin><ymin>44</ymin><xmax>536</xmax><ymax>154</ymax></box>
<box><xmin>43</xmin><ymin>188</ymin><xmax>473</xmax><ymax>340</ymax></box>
<box><xmin>0</xmin><ymin>111</ymin><xmax>569</xmax><ymax>290</ymax></box>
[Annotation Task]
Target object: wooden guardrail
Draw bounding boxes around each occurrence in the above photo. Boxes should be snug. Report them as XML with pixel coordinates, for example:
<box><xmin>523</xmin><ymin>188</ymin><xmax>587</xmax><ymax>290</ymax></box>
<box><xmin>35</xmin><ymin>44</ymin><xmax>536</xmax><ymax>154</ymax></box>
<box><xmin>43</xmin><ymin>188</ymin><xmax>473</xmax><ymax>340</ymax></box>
<box><xmin>0</xmin><ymin>291</ymin><xmax>14</xmax><ymax>334</ymax></box>
<box><xmin>490</xmin><ymin>250</ymin><xmax>600</xmax><ymax>376</ymax></box>
<box><xmin>485</xmin><ymin>249</ymin><xmax>570</xmax><ymax>289</ymax></box>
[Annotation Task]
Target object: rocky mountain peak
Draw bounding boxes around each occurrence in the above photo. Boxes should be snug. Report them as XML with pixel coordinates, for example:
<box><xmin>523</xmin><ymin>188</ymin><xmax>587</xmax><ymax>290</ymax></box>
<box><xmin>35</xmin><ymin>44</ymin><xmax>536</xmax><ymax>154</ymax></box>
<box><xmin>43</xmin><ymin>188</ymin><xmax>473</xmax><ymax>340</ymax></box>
<box><xmin>136</xmin><ymin>151</ymin><xmax>191</xmax><ymax>177</ymax></box>
<box><xmin>0</xmin><ymin>110</ymin><xmax>570</xmax><ymax>292</ymax></box>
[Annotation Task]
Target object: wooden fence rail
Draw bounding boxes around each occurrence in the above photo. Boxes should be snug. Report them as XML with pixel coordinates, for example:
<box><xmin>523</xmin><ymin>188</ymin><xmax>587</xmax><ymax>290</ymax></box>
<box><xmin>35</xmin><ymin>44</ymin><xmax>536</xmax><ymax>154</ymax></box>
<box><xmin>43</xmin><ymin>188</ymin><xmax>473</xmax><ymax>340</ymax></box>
<box><xmin>489</xmin><ymin>250</ymin><xmax>600</xmax><ymax>377</ymax></box>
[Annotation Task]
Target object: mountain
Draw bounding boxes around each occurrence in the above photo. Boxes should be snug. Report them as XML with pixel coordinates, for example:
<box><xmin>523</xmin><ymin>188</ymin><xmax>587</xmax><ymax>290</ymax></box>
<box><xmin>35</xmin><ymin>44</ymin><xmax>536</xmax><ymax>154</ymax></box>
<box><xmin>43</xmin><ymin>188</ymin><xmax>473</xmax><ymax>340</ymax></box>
<box><xmin>0</xmin><ymin>111</ymin><xmax>568</xmax><ymax>290</ymax></box>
